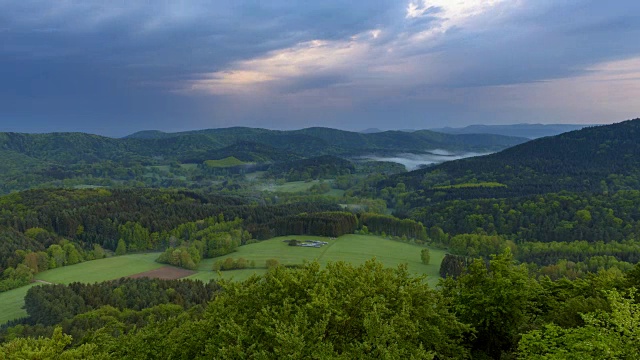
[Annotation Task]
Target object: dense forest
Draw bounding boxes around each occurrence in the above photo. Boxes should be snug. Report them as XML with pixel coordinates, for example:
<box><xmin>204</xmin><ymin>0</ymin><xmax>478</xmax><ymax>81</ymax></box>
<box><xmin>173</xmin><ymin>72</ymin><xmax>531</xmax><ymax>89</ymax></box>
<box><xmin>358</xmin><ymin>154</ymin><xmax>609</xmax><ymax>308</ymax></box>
<box><xmin>266</xmin><ymin>155</ymin><xmax>356</xmax><ymax>181</ymax></box>
<box><xmin>2</xmin><ymin>255</ymin><xmax>640</xmax><ymax>359</ymax></box>
<box><xmin>0</xmin><ymin>127</ymin><xmax>524</xmax><ymax>193</ymax></box>
<box><xmin>3</xmin><ymin>120</ymin><xmax>640</xmax><ymax>358</ymax></box>
<box><xmin>381</xmin><ymin>119</ymin><xmax>640</xmax><ymax>202</ymax></box>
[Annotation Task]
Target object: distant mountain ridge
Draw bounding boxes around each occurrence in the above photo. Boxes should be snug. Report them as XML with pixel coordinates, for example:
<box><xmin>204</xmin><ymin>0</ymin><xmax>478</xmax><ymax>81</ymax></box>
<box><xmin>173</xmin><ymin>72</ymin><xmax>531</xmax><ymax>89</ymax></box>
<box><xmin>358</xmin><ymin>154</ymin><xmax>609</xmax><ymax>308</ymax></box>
<box><xmin>430</xmin><ymin>123</ymin><xmax>594</xmax><ymax>139</ymax></box>
<box><xmin>0</xmin><ymin>127</ymin><xmax>527</xmax><ymax>167</ymax></box>
<box><xmin>384</xmin><ymin>119</ymin><xmax>640</xmax><ymax>201</ymax></box>
<box><xmin>122</xmin><ymin>126</ymin><xmax>527</xmax><ymax>155</ymax></box>
<box><xmin>0</xmin><ymin>127</ymin><xmax>527</xmax><ymax>193</ymax></box>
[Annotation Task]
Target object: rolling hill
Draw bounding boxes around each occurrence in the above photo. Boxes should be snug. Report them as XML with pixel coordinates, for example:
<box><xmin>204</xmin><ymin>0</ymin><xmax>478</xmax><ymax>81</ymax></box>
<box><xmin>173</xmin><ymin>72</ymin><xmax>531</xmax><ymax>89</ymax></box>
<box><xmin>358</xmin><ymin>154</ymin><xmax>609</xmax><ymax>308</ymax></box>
<box><xmin>430</xmin><ymin>123</ymin><xmax>592</xmax><ymax>139</ymax></box>
<box><xmin>383</xmin><ymin>119</ymin><xmax>640</xmax><ymax>201</ymax></box>
<box><xmin>125</xmin><ymin>126</ymin><xmax>528</xmax><ymax>154</ymax></box>
<box><xmin>0</xmin><ymin>127</ymin><xmax>527</xmax><ymax>193</ymax></box>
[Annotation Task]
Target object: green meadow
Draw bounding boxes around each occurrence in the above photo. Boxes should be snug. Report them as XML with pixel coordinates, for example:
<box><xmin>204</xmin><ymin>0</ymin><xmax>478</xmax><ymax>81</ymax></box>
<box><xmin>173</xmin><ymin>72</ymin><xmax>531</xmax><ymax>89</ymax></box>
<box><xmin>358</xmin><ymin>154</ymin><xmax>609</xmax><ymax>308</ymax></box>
<box><xmin>204</xmin><ymin>157</ymin><xmax>247</xmax><ymax>168</ymax></box>
<box><xmin>0</xmin><ymin>236</ymin><xmax>443</xmax><ymax>325</ymax></box>
<box><xmin>0</xmin><ymin>284</ymin><xmax>38</xmax><ymax>325</ymax></box>
<box><xmin>257</xmin><ymin>180</ymin><xmax>345</xmax><ymax>197</ymax></box>
<box><xmin>189</xmin><ymin>234</ymin><xmax>444</xmax><ymax>285</ymax></box>
<box><xmin>0</xmin><ymin>253</ymin><xmax>163</xmax><ymax>325</ymax></box>
<box><xmin>34</xmin><ymin>253</ymin><xmax>163</xmax><ymax>284</ymax></box>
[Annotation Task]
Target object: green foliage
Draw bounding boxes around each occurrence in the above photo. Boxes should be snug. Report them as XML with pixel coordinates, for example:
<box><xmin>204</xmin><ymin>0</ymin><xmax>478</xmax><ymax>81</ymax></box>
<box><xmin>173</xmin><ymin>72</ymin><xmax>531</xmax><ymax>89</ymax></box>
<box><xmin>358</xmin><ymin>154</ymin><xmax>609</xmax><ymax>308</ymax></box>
<box><xmin>118</xmin><ymin>222</ymin><xmax>152</xmax><ymax>252</ymax></box>
<box><xmin>449</xmin><ymin>233</ymin><xmax>514</xmax><ymax>258</ymax></box>
<box><xmin>156</xmin><ymin>246</ymin><xmax>199</xmax><ymax>270</ymax></box>
<box><xmin>359</xmin><ymin>212</ymin><xmax>428</xmax><ymax>241</ymax></box>
<box><xmin>441</xmin><ymin>249</ymin><xmax>543</xmax><ymax>358</ymax></box>
<box><xmin>0</xmin><ymin>127</ymin><xmax>523</xmax><ymax>194</ymax></box>
<box><xmin>386</xmin><ymin>118</ymin><xmax>640</xmax><ymax>202</ymax></box>
<box><xmin>265</xmin><ymin>258</ymin><xmax>280</xmax><ymax>270</ymax></box>
<box><xmin>518</xmin><ymin>290</ymin><xmax>640</xmax><ymax>359</ymax></box>
<box><xmin>0</xmin><ymin>327</ymin><xmax>107</xmax><ymax>360</ymax></box>
<box><xmin>20</xmin><ymin>278</ymin><xmax>218</xmax><ymax>329</ymax></box>
<box><xmin>91</xmin><ymin>244</ymin><xmax>106</xmax><ymax>260</ymax></box>
<box><xmin>140</xmin><ymin>260</ymin><xmax>469</xmax><ymax>359</ymax></box>
<box><xmin>212</xmin><ymin>257</ymin><xmax>251</xmax><ymax>271</ymax></box>
<box><xmin>203</xmin><ymin>156</ymin><xmax>246</xmax><ymax>168</ymax></box>
<box><xmin>439</xmin><ymin>254</ymin><xmax>470</xmax><ymax>279</ymax></box>
<box><xmin>421</xmin><ymin>248</ymin><xmax>431</xmax><ymax>265</ymax></box>
<box><xmin>0</xmin><ymin>265</ymin><xmax>33</xmax><ymax>293</ymax></box>
<box><xmin>263</xmin><ymin>211</ymin><xmax>358</xmax><ymax>239</ymax></box>
<box><xmin>156</xmin><ymin>216</ymin><xmax>249</xmax><ymax>269</ymax></box>
<box><xmin>115</xmin><ymin>239</ymin><xmax>127</xmax><ymax>256</ymax></box>
<box><xmin>432</xmin><ymin>182</ymin><xmax>507</xmax><ymax>190</ymax></box>
<box><xmin>267</xmin><ymin>155</ymin><xmax>355</xmax><ymax>181</ymax></box>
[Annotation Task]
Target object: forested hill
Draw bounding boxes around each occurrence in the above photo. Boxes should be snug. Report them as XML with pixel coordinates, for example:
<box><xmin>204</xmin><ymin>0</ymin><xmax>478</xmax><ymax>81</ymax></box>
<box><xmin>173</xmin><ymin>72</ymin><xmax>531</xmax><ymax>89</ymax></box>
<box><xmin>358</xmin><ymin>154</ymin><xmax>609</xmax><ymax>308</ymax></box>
<box><xmin>0</xmin><ymin>127</ymin><xmax>526</xmax><ymax>166</ymax></box>
<box><xmin>0</xmin><ymin>127</ymin><xmax>526</xmax><ymax>193</ymax></box>
<box><xmin>382</xmin><ymin>119</ymin><xmax>640</xmax><ymax>201</ymax></box>
<box><xmin>430</xmin><ymin>123</ymin><xmax>590</xmax><ymax>139</ymax></box>
<box><xmin>124</xmin><ymin>126</ymin><xmax>527</xmax><ymax>154</ymax></box>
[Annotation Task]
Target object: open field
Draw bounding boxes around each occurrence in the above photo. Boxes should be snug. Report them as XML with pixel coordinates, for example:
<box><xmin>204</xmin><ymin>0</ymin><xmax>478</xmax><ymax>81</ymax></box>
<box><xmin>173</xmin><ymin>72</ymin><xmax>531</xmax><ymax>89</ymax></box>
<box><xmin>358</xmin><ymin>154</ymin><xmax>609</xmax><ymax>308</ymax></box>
<box><xmin>179</xmin><ymin>163</ymin><xmax>199</xmax><ymax>170</ymax></box>
<box><xmin>204</xmin><ymin>157</ymin><xmax>247</xmax><ymax>168</ymax></box>
<box><xmin>35</xmin><ymin>253</ymin><xmax>163</xmax><ymax>284</ymax></box>
<box><xmin>188</xmin><ymin>235</ymin><xmax>445</xmax><ymax>286</ymax></box>
<box><xmin>0</xmin><ymin>284</ymin><xmax>38</xmax><ymax>325</ymax></box>
<box><xmin>257</xmin><ymin>180</ymin><xmax>345</xmax><ymax>197</ymax></box>
<box><xmin>0</xmin><ymin>253</ymin><xmax>164</xmax><ymax>325</ymax></box>
<box><xmin>1</xmin><ymin>236</ymin><xmax>444</xmax><ymax>325</ymax></box>
<box><xmin>128</xmin><ymin>266</ymin><xmax>196</xmax><ymax>280</ymax></box>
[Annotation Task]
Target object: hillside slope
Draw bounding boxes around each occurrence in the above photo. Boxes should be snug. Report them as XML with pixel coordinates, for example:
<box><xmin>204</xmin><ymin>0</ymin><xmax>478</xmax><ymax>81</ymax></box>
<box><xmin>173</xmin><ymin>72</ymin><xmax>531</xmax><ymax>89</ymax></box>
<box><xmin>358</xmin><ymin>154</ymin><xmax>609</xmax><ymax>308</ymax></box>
<box><xmin>0</xmin><ymin>127</ymin><xmax>527</xmax><ymax>193</ymax></box>
<box><xmin>430</xmin><ymin>123</ymin><xmax>591</xmax><ymax>139</ymax></box>
<box><xmin>384</xmin><ymin>119</ymin><xmax>640</xmax><ymax>201</ymax></box>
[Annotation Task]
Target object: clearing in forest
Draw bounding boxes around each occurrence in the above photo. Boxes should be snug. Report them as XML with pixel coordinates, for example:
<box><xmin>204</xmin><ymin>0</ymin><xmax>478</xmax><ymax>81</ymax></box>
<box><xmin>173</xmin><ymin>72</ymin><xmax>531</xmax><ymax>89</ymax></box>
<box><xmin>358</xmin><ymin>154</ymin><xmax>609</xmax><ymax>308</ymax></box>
<box><xmin>189</xmin><ymin>234</ymin><xmax>445</xmax><ymax>285</ymax></box>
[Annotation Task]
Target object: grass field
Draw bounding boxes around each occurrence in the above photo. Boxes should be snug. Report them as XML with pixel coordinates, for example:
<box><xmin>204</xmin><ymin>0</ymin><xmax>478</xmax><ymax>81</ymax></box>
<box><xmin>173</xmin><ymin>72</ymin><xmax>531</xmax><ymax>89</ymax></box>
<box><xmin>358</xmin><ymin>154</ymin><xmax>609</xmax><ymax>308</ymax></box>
<box><xmin>179</xmin><ymin>163</ymin><xmax>199</xmax><ymax>170</ymax></box>
<box><xmin>188</xmin><ymin>234</ymin><xmax>445</xmax><ymax>286</ymax></box>
<box><xmin>0</xmin><ymin>236</ymin><xmax>444</xmax><ymax>325</ymax></box>
<box><xmin>204</xmin><ymin>157</ymin><xmax>247</xmax><ymax>168</ymax></box>
<box><xmin>0</xmin><ymin>253</ymin><xmax>164</xmax><ymax>325</ymax></box>
<box><xmin>34</xmin><ymin>253</ymin><xmax>163</xmax><ymax>284</ymax></box>
<box><xmin>0</xmin><ymin>284</ymin><xmax>38</xmax><ymax>325</ymax></box>
<box><xmin>257</xmin><ymin>180</ymin><xmax>345</xmax><ymax>197</ymax></box>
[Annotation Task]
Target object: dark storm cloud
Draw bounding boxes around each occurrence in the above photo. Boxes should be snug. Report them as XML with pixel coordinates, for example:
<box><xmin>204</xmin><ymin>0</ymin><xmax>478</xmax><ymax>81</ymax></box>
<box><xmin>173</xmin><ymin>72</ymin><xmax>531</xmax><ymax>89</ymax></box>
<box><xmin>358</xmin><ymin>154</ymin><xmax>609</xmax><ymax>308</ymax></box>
<box><xmin>0</xmin><ymin>0</ymin><xmax>639</xmax><ymax>135</ymax></box>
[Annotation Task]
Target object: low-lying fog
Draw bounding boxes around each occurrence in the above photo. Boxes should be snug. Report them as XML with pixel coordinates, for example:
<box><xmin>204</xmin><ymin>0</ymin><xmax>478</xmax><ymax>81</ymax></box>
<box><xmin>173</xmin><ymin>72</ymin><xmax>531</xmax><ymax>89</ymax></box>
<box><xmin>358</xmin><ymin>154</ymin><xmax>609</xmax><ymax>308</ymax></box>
<box><xmin>359</xmin><ymin>150</ymin><xmax>491</xmax><ymax>171</ymax></box>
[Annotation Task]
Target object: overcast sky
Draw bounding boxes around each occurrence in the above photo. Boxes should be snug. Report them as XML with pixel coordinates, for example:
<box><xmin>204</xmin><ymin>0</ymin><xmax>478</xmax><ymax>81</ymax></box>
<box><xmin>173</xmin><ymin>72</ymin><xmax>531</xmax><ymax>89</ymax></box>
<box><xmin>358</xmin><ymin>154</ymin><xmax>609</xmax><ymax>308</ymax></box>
<box><xmin>1</xmin><ymin>0</ymin><xmax>640</xmax><ymax>136</ymax></box>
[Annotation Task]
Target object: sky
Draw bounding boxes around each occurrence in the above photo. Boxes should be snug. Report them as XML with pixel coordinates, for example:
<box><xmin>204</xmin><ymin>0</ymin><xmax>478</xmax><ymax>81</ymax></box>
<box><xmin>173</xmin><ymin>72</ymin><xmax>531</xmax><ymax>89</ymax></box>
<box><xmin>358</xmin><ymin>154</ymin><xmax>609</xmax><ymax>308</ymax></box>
<box><xmin>1</xmin><ymin>0</ymin><xmax>640</xmax><ymax>137</ymax></box>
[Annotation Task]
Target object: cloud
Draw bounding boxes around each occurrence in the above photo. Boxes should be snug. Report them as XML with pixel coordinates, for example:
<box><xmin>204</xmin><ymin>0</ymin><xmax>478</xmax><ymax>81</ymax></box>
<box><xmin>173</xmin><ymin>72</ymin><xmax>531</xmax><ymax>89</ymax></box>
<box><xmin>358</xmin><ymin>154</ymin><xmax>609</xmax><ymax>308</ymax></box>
<box><xmin>0</xmin><ymin>0</ymin><xmax>639</xmax><ymax>135</ymax></box>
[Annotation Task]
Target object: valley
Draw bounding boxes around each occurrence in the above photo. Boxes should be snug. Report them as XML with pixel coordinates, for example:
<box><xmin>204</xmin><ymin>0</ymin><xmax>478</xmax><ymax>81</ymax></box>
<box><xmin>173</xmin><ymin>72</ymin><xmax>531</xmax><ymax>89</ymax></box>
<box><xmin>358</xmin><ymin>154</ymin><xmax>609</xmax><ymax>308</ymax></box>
<box><xmin>0</xmin><ymin>235</ymin><xmax>444</xmax><ymax>325</ymax></box>
<box><xmin>2</xmin><ymin>119</ymin><xmax>640</xmax><ymax>358</ymax></box>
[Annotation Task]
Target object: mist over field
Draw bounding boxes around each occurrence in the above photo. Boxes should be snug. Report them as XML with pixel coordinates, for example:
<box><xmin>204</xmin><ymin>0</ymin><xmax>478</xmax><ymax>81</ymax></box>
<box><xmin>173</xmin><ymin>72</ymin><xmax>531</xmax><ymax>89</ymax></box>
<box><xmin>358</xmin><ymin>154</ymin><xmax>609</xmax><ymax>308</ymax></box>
<box><xmin>360</xmin><ymin>151</ymin><xmax>491</xmax><ymax>171</ymax></box>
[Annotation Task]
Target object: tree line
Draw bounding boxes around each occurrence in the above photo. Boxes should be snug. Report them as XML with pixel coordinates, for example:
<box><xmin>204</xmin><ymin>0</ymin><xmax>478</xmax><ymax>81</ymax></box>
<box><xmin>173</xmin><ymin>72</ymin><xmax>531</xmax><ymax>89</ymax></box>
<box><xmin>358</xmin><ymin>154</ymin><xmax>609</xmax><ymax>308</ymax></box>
<box><xmin>3</xmin><ymin>254</ymin><xmax>640</xmax><ymax>358</ymax></box>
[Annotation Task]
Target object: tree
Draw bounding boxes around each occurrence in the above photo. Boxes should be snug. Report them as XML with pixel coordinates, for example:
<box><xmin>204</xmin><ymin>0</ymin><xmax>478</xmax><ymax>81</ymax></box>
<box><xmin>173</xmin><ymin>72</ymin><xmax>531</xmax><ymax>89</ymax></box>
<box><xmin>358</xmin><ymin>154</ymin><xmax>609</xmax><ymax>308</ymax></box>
<box><xmin>92</xmin><ymin>244</ymin><xmax>106</xmax><ymax>259</ymax></box>
<box><xmin>441</xmin><ymin>249</ymin><xmax>543</xmax><ymax>358</ymax></box>
<box><xmin>439</xmin><ymin>254</ymin><xmax>470</xmax><ymax>279</ymax></box>
<box><xmin>115</xmin><ymin>239</ymin><xmax>127</xmax><ymax>256</ymax></box>
<box><xmin>421</xmin><ymin>248</ymin><xmax>431</xmax><ymax>265</ymax></box>
<box><xmin>0</xmin><ymin>327</ymin><xmax>107</xmax><ymax>359</ymax></box>
<box><xmin>265</xmin><ymin>259</ymin><xmax>280</xmax><ymax>270</ymax></box>
<box><xmin>518</xmin><ymin>290</ymin><xmax>640</xmax><ymax>359</ymax></box>
<box><xmin>47</xmin><ymin>245</ymin><xmax>66</xmax><ymax>269</ymax></box>
<box><xmin>156</xmin><ymin>260</ymin><xmax>469</xmax><ymax>359</ymax></box>
<box><xmin>63</xmin><ymin>243</ymin><xmax>82</xmax><ymax>265</ymax></box>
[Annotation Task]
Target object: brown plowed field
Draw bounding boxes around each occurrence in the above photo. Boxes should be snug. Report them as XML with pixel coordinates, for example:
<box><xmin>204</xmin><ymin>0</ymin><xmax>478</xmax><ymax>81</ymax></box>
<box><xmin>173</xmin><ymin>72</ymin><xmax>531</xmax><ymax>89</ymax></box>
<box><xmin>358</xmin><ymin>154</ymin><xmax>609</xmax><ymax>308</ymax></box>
<box><xmin>127</xmin><ymin>266</ymin><xmax>196</xmax><ymax>280</ymax></box>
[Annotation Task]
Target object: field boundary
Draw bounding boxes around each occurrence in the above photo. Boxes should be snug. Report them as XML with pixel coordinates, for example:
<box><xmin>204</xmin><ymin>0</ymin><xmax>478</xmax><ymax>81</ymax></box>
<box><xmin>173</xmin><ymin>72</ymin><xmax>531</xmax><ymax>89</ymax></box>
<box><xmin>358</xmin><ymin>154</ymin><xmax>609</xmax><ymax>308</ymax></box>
<box><xmin>127</xmin><ymin>266</ymin><xmax>196</xmax><ymax>280</ymax></box>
